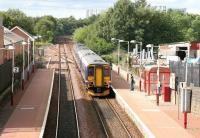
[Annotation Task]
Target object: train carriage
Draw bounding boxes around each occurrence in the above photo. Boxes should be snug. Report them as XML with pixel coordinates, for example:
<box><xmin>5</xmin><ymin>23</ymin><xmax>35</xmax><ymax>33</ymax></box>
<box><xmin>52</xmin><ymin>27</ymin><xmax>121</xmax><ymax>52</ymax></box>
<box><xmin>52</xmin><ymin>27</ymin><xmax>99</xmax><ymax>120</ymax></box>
<box><xmin>74</xmin><ymin>43</ymin><xmax>111</xmax><ymax>96</ymax></box>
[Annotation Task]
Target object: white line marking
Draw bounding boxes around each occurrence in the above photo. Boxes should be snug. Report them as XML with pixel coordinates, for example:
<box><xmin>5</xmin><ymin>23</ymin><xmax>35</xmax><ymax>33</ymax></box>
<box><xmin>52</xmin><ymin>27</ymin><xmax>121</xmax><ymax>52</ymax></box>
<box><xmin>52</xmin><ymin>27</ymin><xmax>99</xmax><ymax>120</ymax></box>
<box><xmin>111</xmin><ymin>86</ymin><xmax>155</xmax><ymax>138</ymax></box>
<box><xmin>39</xmin><ymin>69</ymin><xmax>55</xmax><ymax>138</ymax></box>
<box><xmin>142</xmin><ymin>109</ymin><xmax>160</xmax><ymax>112</ymax></box>
<box><xmin>20</xmin><ymin>107</ymin><xmax>35</xmax><ymax>110</ymax></box>
<box><xmin>46</xmin><ymin>57</ymin><xmax>52</xmax><ymax>69</ymax></box>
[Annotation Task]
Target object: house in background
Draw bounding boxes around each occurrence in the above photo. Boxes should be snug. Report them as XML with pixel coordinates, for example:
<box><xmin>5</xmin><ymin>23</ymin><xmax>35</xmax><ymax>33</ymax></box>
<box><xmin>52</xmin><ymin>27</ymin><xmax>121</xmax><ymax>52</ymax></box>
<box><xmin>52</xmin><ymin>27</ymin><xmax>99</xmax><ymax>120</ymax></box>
<box><xmin>159</xmin><ymin>42</ymin><xmax>200</xmax><ymax>63</ymax></box>
<box><xmin>0</xmin><ymin>24</ymin><xmax>24</xmax><ymax>94</ymax></box>
<box><xmin>11</xmin><ymin>26</ymin><xmax>34</xmax><ymax>72</ymax></box>
<box><xmin>11</xmin><ymin>26</ymin><xmax>35</xmax><ymax>88</ymax></box>
<box><xmin>4</xmin><ymin>27</ymin><xmax>24</xmax><ymax>61</ymax></box>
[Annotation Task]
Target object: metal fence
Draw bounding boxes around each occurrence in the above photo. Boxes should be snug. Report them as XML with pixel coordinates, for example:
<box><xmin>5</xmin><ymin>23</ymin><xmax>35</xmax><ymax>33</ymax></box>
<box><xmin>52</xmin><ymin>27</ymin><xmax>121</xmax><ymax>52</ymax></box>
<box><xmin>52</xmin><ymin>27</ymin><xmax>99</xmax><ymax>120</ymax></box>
<box><xmin>0</xmin><ymin>60</ymin><xmax>12</xmax><ymax>94</ymax></box>
<box><xmin>169</xmin><ymin>61</ymin><xmax>200</xmax><ymax>87</ymax></box>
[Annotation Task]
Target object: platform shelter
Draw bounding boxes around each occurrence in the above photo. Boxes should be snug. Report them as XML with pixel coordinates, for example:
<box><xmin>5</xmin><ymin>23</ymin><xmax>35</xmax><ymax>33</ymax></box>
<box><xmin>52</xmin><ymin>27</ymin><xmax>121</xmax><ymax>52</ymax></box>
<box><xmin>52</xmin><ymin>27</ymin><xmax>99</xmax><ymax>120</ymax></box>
<box><xmin>143</xmin><ymin>65</ymin><xmax>170</xmax><ymax>95</ymax></box>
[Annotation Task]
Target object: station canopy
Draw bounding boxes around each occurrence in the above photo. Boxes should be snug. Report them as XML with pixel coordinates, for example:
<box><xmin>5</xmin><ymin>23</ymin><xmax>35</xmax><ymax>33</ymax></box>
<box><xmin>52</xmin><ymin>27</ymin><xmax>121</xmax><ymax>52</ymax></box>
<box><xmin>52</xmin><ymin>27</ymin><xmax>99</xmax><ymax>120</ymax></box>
<box><xmin>4</xmin><ymin>27</ymin><xmax>24</xmax><ymax>46</ymax></box>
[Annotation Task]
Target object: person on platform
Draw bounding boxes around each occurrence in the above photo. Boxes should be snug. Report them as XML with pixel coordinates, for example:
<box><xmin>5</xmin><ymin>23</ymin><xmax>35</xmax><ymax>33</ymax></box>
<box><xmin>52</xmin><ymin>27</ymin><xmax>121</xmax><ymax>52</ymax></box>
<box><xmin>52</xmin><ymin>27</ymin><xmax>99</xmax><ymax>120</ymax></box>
<box><xmin>130</xmin><ymin>74</ymin><xmax>135</xmax><ymax>91</ymax></box>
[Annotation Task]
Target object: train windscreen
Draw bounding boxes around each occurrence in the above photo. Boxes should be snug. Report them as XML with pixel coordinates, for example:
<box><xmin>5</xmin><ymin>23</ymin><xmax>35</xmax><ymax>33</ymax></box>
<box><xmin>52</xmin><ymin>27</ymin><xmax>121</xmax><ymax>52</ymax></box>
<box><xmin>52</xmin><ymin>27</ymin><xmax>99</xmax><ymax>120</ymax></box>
<box><xmin>104</xmin><ymin>66</ymin><xmax>110</xmax><ymax>76</ymax></box>
<box><xmin>88</xmin><ymin>66</ymin><xmax>94</xmax><ymax>76</ymax></box>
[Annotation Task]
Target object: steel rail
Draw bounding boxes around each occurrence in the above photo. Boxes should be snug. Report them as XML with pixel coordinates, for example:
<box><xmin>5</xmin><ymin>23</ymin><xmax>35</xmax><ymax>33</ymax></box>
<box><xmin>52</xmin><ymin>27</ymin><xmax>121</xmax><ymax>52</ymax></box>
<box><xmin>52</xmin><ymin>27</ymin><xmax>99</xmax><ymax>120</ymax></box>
<box><xmin>92</xmin><ymin>98</ymin><xmax>110</xmax><ymax>138</ymax></box>
<box><xmin>63</xmin><ymin>44</ymin><xmax>80</xmax><ymax>138</ymax></box>
<box><xmin>106</xmin><ymin>98</ymin><xmax>132</xmax><ymax>138</ymax></box>
<box><xmin>55</xmin><ymin>44</ymin><xmax>61</xmax><ymax>138</ymax></box>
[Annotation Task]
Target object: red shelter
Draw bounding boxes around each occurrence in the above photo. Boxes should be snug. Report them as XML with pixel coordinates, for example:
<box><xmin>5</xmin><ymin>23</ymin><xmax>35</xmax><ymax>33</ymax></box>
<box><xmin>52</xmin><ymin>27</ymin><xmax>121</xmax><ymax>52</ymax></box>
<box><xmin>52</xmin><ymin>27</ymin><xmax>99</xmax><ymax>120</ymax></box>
<box><xmin>143</xmin><ymin>65</ymin><xmax>170</xmax><ymax>95</ymax></box>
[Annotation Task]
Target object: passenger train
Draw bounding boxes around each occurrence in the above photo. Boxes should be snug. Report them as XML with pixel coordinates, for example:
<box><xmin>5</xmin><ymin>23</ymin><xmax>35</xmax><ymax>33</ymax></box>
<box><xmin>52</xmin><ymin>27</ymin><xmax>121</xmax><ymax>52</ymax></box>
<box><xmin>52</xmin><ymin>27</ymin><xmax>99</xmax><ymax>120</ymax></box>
<box><xmin>74</xmin><ymin>43</ymin><xmax>111</xmax><ymax>96</ymax></box>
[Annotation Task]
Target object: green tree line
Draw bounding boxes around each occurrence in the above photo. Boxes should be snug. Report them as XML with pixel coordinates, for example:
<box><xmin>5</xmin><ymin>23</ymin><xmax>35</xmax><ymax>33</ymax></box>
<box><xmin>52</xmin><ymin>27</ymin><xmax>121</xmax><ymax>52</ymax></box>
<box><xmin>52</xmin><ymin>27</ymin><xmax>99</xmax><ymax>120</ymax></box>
<box><xmin>73</xmin><ymin>0</ymin><xmax>200</xmax><ymax>56</ymax></box>
<box><xmin>0</xmin><ymin>9</ymin><xmax>98</xmax><ymax>43</ymax></box>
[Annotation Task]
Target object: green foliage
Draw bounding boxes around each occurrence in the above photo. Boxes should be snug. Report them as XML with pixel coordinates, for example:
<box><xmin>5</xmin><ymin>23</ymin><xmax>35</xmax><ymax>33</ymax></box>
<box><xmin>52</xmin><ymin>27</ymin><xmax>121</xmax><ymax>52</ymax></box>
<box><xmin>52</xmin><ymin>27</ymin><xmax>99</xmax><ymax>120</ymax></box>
<box><xmin>34</xmin><ymin>16</ymin><xmax>57</xmax><ymax>42</ymax></box>
<box><xmin>73</xmin><ymin>0</ymin><xmax>200</xmax><ymax>59</ymax></box>
<box><xmin>186</xmin><ymin>16</ymin><xmax>200</xmax><ymax>41</ymax></box>
<box><xmin>101</xmin><ymin>54</ymin><xmax>114</xmax><ymax>63</ymax></box>
<box><xmin>0</xmin><ymin>9</ymin><xmax>98</xmax><ymax>43</ymax></box>
<box><xmin>73</xmin><ymin>27</ymin><xmax>89</xmax><ymax>43</ymax></box>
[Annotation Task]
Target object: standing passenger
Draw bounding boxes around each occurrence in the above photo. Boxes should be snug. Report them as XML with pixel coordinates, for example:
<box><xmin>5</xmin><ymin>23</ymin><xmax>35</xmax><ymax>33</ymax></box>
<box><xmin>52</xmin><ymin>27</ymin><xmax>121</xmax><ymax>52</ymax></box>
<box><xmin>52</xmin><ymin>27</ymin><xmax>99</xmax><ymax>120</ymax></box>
<box><xmin>130</xmin><ymin>74</ymin><xmax>135</xmax><ymax>91</ymax></box>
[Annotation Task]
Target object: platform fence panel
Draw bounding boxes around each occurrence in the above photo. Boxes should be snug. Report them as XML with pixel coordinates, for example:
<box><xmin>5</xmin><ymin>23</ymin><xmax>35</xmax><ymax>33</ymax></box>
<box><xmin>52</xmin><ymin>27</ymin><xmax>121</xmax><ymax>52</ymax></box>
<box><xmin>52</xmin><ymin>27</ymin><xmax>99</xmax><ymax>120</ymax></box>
<box><xmin>169</xmin><ymin>61</ymin><xmax>200</xmax><ymax>87</ymax></box>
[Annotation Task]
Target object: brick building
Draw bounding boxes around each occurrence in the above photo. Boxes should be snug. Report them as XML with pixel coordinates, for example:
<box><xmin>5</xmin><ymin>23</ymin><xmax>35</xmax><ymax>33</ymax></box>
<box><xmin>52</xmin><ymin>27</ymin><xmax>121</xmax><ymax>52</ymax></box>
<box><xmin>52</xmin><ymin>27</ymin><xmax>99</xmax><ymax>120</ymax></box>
<box><xmin>11</xmin><ymin>26</ymin><xmax>35</xmax><ymax>88</ymax></box>
<box><xmin>11</xmin><ymin>26</ymin><xmax>34</xmax><ymax>69</ymax></box>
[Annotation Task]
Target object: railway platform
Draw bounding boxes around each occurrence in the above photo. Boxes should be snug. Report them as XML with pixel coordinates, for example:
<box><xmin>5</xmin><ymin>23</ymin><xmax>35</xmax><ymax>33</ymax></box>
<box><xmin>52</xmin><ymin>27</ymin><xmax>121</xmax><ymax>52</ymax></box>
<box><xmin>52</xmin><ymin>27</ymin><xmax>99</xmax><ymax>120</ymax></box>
<box><xmin>0</xmin><ymin>69</ymin><xmax>54</xmax><ymax>138</ymax></box>
<box><xmin>112</xmin><ymin>65</ymin><xmax>200</xmax><ymax>138</ymax></box>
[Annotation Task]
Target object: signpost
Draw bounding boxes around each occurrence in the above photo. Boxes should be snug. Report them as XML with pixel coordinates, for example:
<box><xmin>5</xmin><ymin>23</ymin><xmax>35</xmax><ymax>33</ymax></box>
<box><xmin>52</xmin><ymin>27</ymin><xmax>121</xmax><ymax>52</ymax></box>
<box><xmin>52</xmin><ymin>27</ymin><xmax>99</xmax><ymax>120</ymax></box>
<box><xmin>13</xmin><ymin>67</ymin><xmax>19</xmax><ymax>73</ymax></box>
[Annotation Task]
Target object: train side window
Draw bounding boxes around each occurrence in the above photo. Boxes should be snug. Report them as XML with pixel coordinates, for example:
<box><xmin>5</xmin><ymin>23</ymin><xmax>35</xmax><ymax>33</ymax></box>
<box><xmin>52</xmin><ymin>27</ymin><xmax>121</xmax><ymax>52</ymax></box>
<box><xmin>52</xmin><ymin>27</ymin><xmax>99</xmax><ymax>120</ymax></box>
<box><xmin>88</xmin><ymin>67</ymin><xmax>94</xmax><ymax>76</ymax></box>
<box><xmin>104</xmin><ymin>67</ymin><xmax>110</xmax><ymax>76</ymax></box>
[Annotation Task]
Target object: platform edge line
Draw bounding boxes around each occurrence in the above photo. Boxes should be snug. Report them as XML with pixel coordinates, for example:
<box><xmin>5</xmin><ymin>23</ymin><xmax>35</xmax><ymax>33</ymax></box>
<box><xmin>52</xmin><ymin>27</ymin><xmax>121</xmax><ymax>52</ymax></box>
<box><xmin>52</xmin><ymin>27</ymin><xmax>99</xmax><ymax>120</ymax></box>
<box><xmin>39</xmin><ymin>69</ymin><xmax>55</xmax><ymax>138</ymax></box>
<box><xmin>111</xmin><ymin>86</ymin><xmax>155</xmax><ymax>138</ymax></box>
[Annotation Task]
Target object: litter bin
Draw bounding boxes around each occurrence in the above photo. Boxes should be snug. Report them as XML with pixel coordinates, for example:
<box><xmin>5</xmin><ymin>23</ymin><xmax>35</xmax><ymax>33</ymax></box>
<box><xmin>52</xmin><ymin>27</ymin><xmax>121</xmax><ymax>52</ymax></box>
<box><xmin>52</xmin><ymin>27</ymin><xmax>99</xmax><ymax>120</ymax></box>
<box><xmin>163</xmin><ymin>86</ymin><xmax>171</xmax><ymax>102</ymax></box>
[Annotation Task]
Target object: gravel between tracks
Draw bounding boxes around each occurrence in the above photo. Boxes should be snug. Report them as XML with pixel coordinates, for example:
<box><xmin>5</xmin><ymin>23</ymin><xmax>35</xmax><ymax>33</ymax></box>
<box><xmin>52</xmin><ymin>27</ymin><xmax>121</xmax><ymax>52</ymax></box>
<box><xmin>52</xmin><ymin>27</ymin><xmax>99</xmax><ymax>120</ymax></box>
<box><xmin>108</xmin><ymin>98</ymin><xmax>144</xmax><ymax>138</ymax></box>
<box><xmin>94</xmin><ymin>98</ymin><xmax>130</xmax><ymax>138</ymax></box>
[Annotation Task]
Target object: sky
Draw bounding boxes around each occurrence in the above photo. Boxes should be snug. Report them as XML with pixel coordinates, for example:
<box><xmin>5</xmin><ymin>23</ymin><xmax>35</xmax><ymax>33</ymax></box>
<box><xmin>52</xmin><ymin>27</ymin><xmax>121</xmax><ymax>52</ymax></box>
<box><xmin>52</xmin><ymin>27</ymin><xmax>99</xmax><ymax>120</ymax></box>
<box><xmin>0</xmin><ymin>0</ymin><xmax>200</xmax><ymax>19</ymax></box>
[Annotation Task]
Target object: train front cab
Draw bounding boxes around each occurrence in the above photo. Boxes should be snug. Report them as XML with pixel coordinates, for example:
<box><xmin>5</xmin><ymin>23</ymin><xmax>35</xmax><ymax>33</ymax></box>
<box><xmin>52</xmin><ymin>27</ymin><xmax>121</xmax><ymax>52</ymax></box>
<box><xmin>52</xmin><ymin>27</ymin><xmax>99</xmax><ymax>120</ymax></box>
<box><xmin>87</xmin><ymin>64</ymin><xmax>111</xmax><ymax>96</ymax></box>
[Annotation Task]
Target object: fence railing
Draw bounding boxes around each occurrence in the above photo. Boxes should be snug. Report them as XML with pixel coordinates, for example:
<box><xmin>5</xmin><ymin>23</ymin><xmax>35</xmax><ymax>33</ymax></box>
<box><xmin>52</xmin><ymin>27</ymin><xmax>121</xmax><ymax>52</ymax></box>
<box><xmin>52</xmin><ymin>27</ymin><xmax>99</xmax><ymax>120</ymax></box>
<box><xmin>169</xmin><ymin>61</ymin><xmax>200</xmax><ymax>87</ymax></box>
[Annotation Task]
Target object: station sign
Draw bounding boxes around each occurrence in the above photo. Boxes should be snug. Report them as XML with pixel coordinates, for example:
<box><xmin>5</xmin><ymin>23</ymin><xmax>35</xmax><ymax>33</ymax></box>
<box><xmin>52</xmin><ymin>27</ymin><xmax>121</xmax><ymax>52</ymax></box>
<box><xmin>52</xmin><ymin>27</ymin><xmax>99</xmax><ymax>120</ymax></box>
<box><xmin>13</xmin><ymin>67</ymin><xmax>19</xmax><ymax>73</ymax></box>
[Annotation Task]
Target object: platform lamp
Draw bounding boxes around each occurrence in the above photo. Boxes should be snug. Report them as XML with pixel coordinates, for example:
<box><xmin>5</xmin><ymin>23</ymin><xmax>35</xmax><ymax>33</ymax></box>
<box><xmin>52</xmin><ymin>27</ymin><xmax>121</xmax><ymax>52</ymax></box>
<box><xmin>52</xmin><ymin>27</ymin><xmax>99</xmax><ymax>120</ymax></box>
<box><xmin>32</xmin><ymin>35</ymin><xmax>41</xmax><ymax>73</ymax></box>
<box><xmin>27</xmin><ymin>38</ymin><xmax>30</xmax><ymax>80</ymax></box>
<box><xmin>111</xmin><ymin>38</ymin><xmax>123</xmax><ymax>75</ymax></box>
<box><xmin>32</xmin><ymin>37</ymin><xmax>35</xmax><ymax>73</ymax></box>
<box><xmin>130</xmin><ymin>40</ymin><xmax>143</xmax><ymax>91</ymax></box>
<box><xmin>0</xmin><ymin>43</ymin><xmax>15</xmax><ymax>106</ymax></box>
<box><xmin>117</xmin><ymin>39</ymin><xmax>131</xmax><ymax>81</ymax></box>
<box><xmin>21</xmin><ymin>41</ymin><xmax>27</xmax><ymax>90</ymax></box>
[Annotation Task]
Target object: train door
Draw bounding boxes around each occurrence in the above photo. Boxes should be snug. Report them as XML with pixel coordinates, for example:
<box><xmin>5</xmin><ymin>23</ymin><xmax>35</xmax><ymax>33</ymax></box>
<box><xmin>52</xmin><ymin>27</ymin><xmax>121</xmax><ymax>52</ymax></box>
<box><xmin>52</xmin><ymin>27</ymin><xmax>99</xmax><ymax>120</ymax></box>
<box><xmin>95</xmin><ymin>66</ymin><xmax>103</xmax><ymax>87</ymax></box>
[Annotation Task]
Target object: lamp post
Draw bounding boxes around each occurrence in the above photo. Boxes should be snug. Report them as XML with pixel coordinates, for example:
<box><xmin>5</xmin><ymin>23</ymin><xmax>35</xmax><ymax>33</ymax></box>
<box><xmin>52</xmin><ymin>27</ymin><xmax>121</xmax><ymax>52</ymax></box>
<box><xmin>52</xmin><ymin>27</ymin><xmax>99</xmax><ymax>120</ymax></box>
<box><xmin>111</xmin><ymin>38</ymin><xmax>123</xmax><ymax>74</ymax></box>
<box><xmin>27</xmin><ymin>38</ymin><xmax>30</xmax><ymax>80</ymax></box>
<box><xmin>22</xmin><ymin>41</ymin><xmax>27</xmax><ymax>90</ymax></box>
<box><xmin>0</xmin><ymin>44</ymin><xmax>15</xmax><ymax>106</ymax></box>
<box><xmin>185</xmin><ymin>44</ymin><xmax>190</xmax><ymax>85</ymax></box>
<box><xmin>157</xmin><ymin>55</ymin><xmax>160</xmax><ymax>105</ymax></box>
<box><xmin>130</xmin><ymin>40</ymin><xmax>143</xmax><ymax>91</ymax></box>
<box><xmin>32</xmin><ymin>38</ymin><xmax>35</xmax><ymax>73</ymax></box>
<box><xmin>11</xmin><ymin>44</ymin><xmax>15</xmax><ymax>106</ymax></box>
<box><xmin>32</xmin><ymin>35</ymin><xmax>41</xmax><ymax>73</ymax></box>
<box><xmin>156</xmin><ymin>45</ymin><xmax>163</xmax><ymax>105</ymax></box>
<box><xmin>118</xmin><ymin>39</ymin><xmax>131</xmax><ymax>81</ymax></box>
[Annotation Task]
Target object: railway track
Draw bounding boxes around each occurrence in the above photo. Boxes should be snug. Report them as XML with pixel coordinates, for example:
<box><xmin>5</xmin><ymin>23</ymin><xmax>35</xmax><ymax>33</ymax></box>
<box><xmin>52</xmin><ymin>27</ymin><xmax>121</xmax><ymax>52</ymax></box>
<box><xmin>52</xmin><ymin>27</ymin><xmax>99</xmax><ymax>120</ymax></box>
<box><xmin>66</xmin><ymin>42</ymin><xmax>142</xmax><ymax>138</ymax></box>
<box><xmin>56</xmin><ymin>44</ymin><xmax>80</xmax><ymax>138</ymax></box>
<box><xmin>92</xmin><ymin>97</ymin><xmax>132</xmax><ymax>138</ymax></box>
<box><xmin>43</xmin><ymin>44</ymin><xmax>80</xmax><ymax>138</ymax></box>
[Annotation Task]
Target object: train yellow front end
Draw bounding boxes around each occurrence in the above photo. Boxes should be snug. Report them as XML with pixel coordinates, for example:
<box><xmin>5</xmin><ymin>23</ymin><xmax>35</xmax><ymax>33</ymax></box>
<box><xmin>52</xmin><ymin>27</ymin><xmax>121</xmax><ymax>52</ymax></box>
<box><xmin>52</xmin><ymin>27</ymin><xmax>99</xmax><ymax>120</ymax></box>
<box><xmin>87</xmin><ymin>64</ymin><xmax>111</xmax><ymax>96</ymax></box>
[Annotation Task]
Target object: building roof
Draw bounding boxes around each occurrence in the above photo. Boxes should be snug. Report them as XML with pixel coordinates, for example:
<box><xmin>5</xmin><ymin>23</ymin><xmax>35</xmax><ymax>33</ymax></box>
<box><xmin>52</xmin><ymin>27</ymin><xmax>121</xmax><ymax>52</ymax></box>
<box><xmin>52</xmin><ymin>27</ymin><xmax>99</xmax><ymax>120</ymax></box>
<box><xmin>144</xmin><ymin>65</ymin><xmax>170</xmax><ymax>73</ymax></box>
<box><xmin>4</xmin><ymin>27</ymin><xmax>24</xmax><ymax>46</ymax></box>
<box><xmin>159</xmin><ymin>41</ymin><xmax>191</xmax><ymax>48</ymax></box>
<box><xmin>10</xmin><ymin>26</ymin><xmax>34</xmax><ymax>41</ymax></box>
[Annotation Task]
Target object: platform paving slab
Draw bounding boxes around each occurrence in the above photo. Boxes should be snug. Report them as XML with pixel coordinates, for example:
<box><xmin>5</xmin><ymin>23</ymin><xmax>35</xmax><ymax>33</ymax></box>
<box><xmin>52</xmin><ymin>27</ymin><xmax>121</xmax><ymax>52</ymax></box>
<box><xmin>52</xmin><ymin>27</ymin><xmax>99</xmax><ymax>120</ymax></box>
<box><xmin>0</xmin><ymin>69</ymin><xmax>54</xmax><ymax>138</ymax></box>
<box><xmin>112</xmin><ymin>70</ymin><xmax>195</xmax><ymax>138</ymax></box>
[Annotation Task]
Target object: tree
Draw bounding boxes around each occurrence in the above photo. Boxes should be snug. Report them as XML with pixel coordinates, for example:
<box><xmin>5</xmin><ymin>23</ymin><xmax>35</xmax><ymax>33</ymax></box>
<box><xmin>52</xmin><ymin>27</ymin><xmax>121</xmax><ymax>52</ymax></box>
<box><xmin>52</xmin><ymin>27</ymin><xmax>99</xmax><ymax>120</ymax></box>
<box><xmin>34</xmin><ymin>16</ymin><xmax>57</xmax><ymax>42</ymax></box>
<box><xmin>6</xmin><ymin>9</ymin><xmax>34</xmax><ymax>33</ymax></box>
<box><xmin>186</xmin><ymin>16</ymin><xmax>200</xmax><ymax>41</ymax></box>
